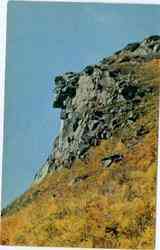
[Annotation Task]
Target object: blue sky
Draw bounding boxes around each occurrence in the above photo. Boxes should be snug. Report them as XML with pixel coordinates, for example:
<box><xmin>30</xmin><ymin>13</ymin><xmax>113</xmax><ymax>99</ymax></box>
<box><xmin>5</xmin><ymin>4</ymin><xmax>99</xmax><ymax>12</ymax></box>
<box><xmin>2</xmin><ymin>1</ymin><xmax>160</xmax><ymax>208</ymax></box>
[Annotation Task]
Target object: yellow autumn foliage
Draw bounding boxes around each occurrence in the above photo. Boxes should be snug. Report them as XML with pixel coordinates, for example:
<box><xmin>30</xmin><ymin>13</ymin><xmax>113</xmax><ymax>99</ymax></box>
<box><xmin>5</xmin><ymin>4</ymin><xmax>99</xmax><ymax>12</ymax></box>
<box><xmin>1</xmin><ymin>59</ymin><xmax>159</xmax><ymax>249</ymax></box>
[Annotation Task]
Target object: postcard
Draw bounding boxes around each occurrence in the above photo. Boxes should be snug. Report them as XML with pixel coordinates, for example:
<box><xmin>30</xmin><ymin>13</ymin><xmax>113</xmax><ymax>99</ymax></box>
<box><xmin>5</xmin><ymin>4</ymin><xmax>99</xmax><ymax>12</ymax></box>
<box><xmin>0</xmin><ymin>1</ymin><xmax>160</xmax><ymax>249</ymax></box>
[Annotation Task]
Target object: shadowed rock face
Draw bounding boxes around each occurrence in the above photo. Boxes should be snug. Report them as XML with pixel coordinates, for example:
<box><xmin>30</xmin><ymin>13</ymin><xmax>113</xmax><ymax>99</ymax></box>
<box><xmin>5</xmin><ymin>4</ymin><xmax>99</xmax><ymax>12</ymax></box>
<box><xmin>34</xmin><ymin>35</ymin><xmax>160</xmax><ymax>183</ymax></box>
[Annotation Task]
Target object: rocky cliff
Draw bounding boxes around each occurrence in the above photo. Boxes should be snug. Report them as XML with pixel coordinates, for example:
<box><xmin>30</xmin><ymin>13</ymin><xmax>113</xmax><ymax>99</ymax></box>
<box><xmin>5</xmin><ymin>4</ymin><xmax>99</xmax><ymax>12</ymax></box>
<box><xmin>1</xmin><ymin>36</ymin><xmax>159</xmax><ymax>249</ymax></box>
<box><xmin>34</xmin><ymin>35</ymin><xmax>160</xmax><ymax>183</ymax></box>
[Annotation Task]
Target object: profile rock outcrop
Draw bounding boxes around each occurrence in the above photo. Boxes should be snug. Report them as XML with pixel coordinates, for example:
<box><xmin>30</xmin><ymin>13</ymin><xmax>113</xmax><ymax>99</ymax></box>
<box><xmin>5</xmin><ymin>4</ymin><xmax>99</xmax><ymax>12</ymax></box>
<box><xmin>34</xmin><ymin>35</ymin><xmax>160</xmax><ymax>183</ymax></box>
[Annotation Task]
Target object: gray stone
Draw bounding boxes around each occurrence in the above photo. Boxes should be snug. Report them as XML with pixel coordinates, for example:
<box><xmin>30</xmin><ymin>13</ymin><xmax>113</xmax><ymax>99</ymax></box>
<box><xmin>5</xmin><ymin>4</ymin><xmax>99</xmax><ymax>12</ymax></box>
<box><xmin>60</xmin><ymin>109</ymin><xmax>68</xmax><ymax>120</ymax></box>
<box><xmin>124</xmin><ymin>42</ymin><xmax>140</xmax><ymax>52</ymax></box>
<box><xmin>78</xmin><ymin>143</ymin><xmax>90</xmax><ymax>157</ymax></box>
<box><xmin>101</xmin><ymin>154</ymin><xmax>124</xmax><ymax>168</ymax></box>
<box><xmin>34</xmin><ymin>36</ymin><xmax>159</xmax><ymax>183</ymax></box>
<box><xmin>84</xmin><ymin>65</ymin><xmax>94</xmax><ymax>75</ymax></box>
<box><xmin>145</xmin><ymin>35</ymin><xmax>160</xmax><ymax>42</ymax></box>
<box><xmin>34</xmin><ymin>162</ymin><xmax>50</xmax><ymax>184</ymax></box>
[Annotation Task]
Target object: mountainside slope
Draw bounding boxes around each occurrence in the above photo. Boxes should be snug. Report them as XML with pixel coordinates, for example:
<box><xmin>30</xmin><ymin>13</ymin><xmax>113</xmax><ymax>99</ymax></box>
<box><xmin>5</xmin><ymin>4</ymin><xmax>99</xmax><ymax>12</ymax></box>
<box><xmin>1</xmin><ymin>36</ymin><xmax>160</xmax><ymax>249</ymax></box>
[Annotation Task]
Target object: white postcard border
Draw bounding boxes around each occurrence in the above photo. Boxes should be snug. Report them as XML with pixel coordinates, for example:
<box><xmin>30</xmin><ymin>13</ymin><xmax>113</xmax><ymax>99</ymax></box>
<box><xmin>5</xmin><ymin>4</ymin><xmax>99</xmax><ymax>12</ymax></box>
<box><xmin>0</xmin><ymin>1</ymin><xmax>160</xmax><ymax>250</ymax></box>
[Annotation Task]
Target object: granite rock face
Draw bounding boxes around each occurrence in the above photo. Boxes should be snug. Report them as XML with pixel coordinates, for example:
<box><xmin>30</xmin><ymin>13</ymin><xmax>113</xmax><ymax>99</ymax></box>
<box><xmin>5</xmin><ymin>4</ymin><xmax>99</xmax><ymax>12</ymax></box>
<box><xmin>34</xmin><ymin>35</ymin><xmax>160</xmax><ymax>183</ymax></box>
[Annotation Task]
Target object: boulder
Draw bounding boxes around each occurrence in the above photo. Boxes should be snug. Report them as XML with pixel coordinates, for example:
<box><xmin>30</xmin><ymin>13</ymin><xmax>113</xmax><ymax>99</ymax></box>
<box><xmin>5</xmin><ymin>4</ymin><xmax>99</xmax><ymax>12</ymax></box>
<box><xmin>101</xmin><ymin>154</ymin><xmax>124</xmax><ymax>168</ymax></box>
<box><xmin>73</xmin><ymin>174</ymin><xmax>89</xmax><ymax>183</ymax></box>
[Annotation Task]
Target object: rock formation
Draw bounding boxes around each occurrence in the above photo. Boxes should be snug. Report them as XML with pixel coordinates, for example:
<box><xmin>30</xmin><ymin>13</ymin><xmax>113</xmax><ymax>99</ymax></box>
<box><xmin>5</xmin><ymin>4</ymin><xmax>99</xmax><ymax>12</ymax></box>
<box><xmin>34</xmin><ymin>35</ymin><xmax>160</xmax><ymax>183</ymax></box>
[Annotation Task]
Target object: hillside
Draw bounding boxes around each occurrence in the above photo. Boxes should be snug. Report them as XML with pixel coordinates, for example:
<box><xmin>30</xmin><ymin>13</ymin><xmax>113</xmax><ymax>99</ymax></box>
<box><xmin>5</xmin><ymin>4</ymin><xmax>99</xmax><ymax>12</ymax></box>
<box><xmin>1</xmin><ymin>36</ymin><xmax>160</xmax><ymax>249</ymax></box>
